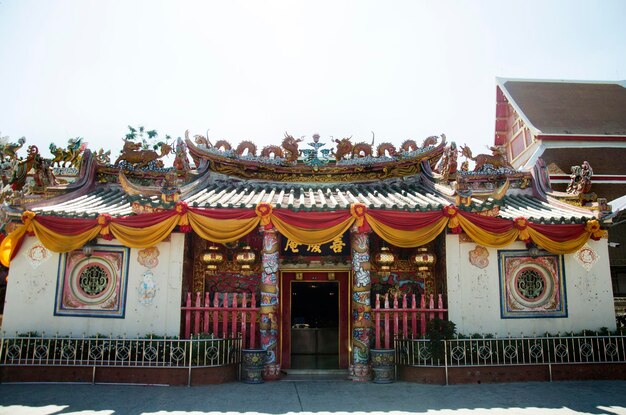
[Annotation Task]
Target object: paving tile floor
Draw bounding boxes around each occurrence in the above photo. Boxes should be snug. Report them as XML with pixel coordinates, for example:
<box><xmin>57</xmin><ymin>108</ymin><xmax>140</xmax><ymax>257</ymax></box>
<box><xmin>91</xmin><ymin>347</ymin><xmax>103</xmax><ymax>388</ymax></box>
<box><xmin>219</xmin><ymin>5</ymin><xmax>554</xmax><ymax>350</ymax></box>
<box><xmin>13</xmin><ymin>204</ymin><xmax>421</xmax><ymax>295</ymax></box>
<box><xmin>0</xmin><ymin>380</ymin><xmax>625</xmax><ymax>415</ymax></box>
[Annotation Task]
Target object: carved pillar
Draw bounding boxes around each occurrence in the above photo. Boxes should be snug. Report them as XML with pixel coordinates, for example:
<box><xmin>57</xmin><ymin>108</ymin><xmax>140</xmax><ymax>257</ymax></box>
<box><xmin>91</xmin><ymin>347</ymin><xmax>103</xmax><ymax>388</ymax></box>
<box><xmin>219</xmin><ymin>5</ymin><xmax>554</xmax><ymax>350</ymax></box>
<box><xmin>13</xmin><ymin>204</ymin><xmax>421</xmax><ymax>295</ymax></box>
<box><xmin>350</xmin><ymin>226</ymin><xmax>372</xmax><ymax>381</ymax></box>
<box><xmin>260</xmin><ymin>227</ymin><xmax>280</xmax><ymax>379</ymax></box>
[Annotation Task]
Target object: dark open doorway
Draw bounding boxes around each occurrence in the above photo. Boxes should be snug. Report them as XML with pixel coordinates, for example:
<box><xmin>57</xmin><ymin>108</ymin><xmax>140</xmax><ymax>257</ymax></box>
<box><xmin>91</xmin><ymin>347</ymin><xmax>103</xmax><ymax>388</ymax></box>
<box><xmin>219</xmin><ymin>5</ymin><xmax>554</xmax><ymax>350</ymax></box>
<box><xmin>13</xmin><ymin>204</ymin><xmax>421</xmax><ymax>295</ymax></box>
<box><xmin>290</xmin><ymin>281</ymin><xmax>339</xmax><ymax>369</ymax></box>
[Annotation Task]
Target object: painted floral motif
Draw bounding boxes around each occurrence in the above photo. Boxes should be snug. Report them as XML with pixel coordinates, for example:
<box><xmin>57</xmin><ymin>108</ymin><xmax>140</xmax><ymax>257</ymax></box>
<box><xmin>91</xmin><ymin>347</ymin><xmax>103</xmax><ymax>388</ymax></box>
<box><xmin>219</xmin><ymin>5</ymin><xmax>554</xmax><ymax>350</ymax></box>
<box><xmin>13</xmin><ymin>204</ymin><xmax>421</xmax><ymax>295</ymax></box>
<box><xmin>576</xmin><ymin>244</ymin><xmax>598</xmax><ymax>272</ymax></box>
<box><xmin>137</xmin><ymin>270</ymin><xmax>157</xmax><ymax>305</ymax></box>
<box><xmin>24</xmin><ymin>243</ymin><xmax>50</xmax><ymax>269</ymax></box>
<box><xmin>469</xmin><ymin>245</ymin><xmax>489</xmax><ymax>269</ymax></box>
<box><xmin>137</xmin><ymin>247</ymin><xmax>160</xmax><ymax>269</ymax></box>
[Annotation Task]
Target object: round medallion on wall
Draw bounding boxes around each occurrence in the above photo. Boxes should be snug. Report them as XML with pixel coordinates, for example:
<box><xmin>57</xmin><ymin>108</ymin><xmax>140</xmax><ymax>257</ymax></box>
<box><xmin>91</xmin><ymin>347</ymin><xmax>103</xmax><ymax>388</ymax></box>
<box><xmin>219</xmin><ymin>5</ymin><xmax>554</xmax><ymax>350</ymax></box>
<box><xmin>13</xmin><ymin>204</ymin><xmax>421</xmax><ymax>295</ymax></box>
<box><xmin>69</xmin><ymin>257</ymin><xmax>118</xmax><ymax>306</ymax></box>
<box><xmin>508</xmin><ymin>263</ymin><xmax>553</xmax><ymax>308</ymax></box>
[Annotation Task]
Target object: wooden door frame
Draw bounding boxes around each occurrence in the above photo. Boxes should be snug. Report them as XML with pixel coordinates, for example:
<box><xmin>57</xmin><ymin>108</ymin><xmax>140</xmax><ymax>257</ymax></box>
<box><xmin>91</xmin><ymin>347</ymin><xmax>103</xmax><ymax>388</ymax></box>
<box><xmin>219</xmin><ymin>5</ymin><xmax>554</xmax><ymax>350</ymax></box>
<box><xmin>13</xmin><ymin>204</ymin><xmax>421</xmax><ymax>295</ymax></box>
<box><xmin>280</xmin><ymin>270</ymin><xmax>350</xmax><ymax>369</ymax></box>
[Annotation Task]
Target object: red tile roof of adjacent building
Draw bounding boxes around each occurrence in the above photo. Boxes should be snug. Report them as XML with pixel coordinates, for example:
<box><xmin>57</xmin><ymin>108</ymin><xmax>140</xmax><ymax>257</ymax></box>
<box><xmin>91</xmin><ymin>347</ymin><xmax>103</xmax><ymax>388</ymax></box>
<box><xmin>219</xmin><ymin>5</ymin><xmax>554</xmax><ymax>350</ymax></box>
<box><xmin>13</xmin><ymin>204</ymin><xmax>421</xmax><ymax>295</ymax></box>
<box><xmin>498</xmin><ymin>79</ymin><xmax>626</xmax><ymax>136</ymax></box>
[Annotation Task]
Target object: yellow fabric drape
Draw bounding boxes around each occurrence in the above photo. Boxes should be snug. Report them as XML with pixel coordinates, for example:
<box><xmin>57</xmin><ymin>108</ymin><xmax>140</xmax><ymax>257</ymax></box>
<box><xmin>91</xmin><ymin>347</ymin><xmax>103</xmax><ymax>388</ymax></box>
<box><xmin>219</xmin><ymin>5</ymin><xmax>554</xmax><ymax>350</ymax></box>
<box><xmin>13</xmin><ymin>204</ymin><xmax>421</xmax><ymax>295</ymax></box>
<box><xmin>32</xmin><ymin>222</ymin><xmax>101</xmax><ymax>253</ymax></box>
<box><xmin>188</xmin><ymin>212</ymin><xmax>261</xmax><ymax>244</ymax></box>
<box><xmin>271</xmin><ymin>215</ymin><xmax>355</xmax><ymax>245</ymax></box>
<box><xmin>109</xmin><ymin>215</ymin><xmax>180</xmax><ymax>248</ymax></box>
<box><xmin>457</xmin><ymin>214</ymin><xmax>520</xmax><ymax>248</ymax></box>
<box><xmin>366</xmin><ymin>213</ymin><xmax>449</xmax><ymax>248</ymax></box>
<box><xmin>0</xmin><ymin>225</ymin><xmax>27</xmax><ymax>267</ymax></box>
<box><xmin>527</xmin><ymin>227</ymin><xmax>591</xmax><ymax>254</ymax></box>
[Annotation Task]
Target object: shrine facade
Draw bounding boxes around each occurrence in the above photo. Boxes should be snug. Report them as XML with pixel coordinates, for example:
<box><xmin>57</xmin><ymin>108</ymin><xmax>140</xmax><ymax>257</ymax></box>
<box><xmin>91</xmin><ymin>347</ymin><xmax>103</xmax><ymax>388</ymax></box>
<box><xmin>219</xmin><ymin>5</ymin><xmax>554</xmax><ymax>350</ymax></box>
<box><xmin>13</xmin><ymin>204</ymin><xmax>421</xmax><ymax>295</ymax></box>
<box><xmin>0</xmin><ymin>130</ymin><xmax>616</xmax><ymax>380</ymax></box>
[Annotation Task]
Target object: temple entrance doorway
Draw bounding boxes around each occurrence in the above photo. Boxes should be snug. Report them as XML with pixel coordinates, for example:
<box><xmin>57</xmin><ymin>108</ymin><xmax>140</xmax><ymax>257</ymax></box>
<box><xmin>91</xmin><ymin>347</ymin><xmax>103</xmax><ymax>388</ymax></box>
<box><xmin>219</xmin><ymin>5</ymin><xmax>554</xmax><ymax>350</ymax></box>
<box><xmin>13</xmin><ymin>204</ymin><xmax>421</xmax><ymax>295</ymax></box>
<box><xmin>290</xmin><ymin>281</ymin><xmax>338</xmax><ymax>369</ymax></box>
<box><xmin>280</xmin><ymin>271</ymin><xmax>350</xmax><ymax>369</ymax></box>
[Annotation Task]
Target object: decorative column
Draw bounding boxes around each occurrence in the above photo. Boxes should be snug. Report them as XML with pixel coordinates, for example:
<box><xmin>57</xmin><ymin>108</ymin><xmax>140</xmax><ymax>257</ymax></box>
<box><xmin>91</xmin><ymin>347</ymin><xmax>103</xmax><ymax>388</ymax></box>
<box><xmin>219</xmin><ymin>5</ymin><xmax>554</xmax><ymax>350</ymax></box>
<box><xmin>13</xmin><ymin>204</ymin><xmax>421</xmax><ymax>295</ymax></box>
<box><xmin>350</xmin><ymin>226</ymin><xmax>372</xmax><ymax>381</ymax></box>
<box><xmin>260</xmin><ymin>226</ymin><xmax>280</xmax><ymax>379</ymax></box>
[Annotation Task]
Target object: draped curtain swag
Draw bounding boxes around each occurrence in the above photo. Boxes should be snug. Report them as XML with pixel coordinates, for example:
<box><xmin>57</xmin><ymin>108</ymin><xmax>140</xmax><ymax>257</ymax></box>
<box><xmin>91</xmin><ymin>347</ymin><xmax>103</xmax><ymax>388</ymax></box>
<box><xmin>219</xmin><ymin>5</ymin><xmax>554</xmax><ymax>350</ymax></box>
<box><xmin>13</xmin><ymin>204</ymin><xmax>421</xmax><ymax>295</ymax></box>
<box><xmin>0</xmin><ymin>202</ymin><xmax>606</xmax><ymax>266</ymax></box>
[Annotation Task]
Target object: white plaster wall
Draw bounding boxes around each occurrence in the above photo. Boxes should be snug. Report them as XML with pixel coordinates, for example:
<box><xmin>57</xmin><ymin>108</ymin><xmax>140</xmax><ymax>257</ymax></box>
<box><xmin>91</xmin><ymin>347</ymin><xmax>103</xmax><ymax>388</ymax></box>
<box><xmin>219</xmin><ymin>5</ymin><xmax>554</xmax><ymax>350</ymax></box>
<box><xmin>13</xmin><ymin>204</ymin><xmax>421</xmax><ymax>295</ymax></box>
<box><xmin>446</xmin><ymin>234</ymin><xmax>616</xmax><ymax>335</ymax></box>
<box><xmin>1</xmin><ymin>234</ymin><xmax>184</xmax><ymax>337</ymax></box>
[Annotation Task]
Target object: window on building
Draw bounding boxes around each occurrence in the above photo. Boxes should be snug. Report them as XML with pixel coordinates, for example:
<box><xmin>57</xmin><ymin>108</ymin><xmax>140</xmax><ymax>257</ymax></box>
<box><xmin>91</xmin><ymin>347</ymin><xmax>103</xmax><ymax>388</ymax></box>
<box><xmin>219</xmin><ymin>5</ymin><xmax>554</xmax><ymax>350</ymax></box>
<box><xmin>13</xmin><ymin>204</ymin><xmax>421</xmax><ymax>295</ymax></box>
<box><xmin>612</xmin><ymin>268</ymin><xmax>626</xmax><ymax>297</ymax></box>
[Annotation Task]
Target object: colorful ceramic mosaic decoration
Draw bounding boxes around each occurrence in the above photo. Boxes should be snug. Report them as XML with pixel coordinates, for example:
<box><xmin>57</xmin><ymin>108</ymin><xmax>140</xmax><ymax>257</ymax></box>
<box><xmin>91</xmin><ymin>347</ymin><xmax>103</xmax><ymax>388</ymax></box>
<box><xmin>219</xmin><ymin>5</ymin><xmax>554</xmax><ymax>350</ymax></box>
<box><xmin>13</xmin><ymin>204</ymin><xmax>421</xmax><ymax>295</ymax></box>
<box><xmin>498</xmin><ymin>250</ymin><xmax>567</xmax><ymax>318</ymax></box>
<box><xmin>54</xmin><ymin>245</ymin><xmax>130</xmax><ymax>318</ymax></box>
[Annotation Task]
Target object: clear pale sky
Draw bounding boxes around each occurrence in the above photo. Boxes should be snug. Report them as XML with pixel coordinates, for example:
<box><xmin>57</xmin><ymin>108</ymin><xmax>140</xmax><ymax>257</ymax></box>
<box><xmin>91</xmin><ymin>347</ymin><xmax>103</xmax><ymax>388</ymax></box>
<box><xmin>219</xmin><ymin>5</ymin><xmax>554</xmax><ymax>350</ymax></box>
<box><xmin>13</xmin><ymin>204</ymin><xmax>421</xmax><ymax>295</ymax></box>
<box><xmin>1</xmin><ymin>0</ymin><xmax>625</xmax><ymax>160</ymax></box>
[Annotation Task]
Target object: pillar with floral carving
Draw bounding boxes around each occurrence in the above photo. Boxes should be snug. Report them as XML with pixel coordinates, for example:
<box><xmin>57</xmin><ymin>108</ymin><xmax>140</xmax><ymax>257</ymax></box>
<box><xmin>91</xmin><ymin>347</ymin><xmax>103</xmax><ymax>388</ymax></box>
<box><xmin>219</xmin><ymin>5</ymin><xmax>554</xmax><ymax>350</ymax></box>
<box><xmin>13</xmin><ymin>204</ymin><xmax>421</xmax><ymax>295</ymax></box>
<box><xmin>260</xmin><ymin>226</ymin><xmax>280</xmax><ymax>379</ymax></box>
<box><xmin>350</xmin><ymin>226</ymin><xmax>372</xmax><ymax>381</ymax></box>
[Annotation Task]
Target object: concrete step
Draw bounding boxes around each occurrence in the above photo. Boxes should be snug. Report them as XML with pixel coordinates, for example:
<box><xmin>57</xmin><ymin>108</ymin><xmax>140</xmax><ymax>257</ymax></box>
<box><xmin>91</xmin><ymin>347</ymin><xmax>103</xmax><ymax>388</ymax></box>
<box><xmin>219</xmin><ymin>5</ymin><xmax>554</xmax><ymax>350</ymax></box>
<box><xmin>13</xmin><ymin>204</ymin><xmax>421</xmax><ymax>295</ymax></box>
<box><xmin>280</xmin><ymin>369</ymin><xmax>350</xmax><ymax>381</ymax></box>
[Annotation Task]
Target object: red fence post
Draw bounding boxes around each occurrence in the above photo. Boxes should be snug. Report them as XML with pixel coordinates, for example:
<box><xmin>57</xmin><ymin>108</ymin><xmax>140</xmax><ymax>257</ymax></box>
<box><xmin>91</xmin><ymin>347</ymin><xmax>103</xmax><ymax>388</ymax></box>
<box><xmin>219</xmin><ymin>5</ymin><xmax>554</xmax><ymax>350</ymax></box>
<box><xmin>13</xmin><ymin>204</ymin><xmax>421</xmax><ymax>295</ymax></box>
<box><xmin>438</xmin><ymin>294</ymin><xmax>444</xmax><ymax>320</ymax></box>
<box><xmin>374</xmin><ymin>294</ymin><xmax>381</xmax><ymax>349</ymax></box>
<box><xmin>393</xmin><ymin>294</ymin><xmax>399</xmax><ymax>345</ymax></box>
<box><xmin>185</xmin><ymin>292</ymin><xmax>191</xmax><ymax>339</ymax></box>
<box><xmin>241</xmin><ymin>293</ymin><xmax>248</xmax><ymax>349</ymax></box>
<box><xmin>402</xmin><ymin>294</ymin><xmax>408</xmax><ymax>339</ymax></box>
<box><xmin>384</xmin><ymin>294</ymin><xmax>390</xmax><ymax>349</ymax></box>
<box><xmin>194</xmin><ymin>292</ymin><xmax>201</xmax><ymax>335</ymax></box>
<box><xmin>420</xmin><ymin>294</ymin><xmax>426</xmax><ymax>336</ymax></box>
<box><xmin>411</xmin><ymin>294</ymin><xmax>417</xmax><ymax>339</ymax></box>
<box><xmin>231</xmin><ymin>294</ymin><xmax>238</xmax><ymax>339</ymax></box>
<box><xmin>221</xmin><ymin>293</ymin><xmax>228</xmax><ymax>337</ymax></box>
<box><xmin>250</xmin><ymin>293</ymin><xmax>257</xmax><ymax>349</ymax></box>
<box><xmin>212</xmin><ymin>293</ymin><xmax>219</xmax><ymax>336</ymax></box>
<box><xmin>203</xmin><ymin>292</ymin><xmax>210</xmax><ymax>334</ymax></box>
<box><xmin>429</xmin><ymin>294</ymin><xmax>435</xmax><ymax>322</ymax></box>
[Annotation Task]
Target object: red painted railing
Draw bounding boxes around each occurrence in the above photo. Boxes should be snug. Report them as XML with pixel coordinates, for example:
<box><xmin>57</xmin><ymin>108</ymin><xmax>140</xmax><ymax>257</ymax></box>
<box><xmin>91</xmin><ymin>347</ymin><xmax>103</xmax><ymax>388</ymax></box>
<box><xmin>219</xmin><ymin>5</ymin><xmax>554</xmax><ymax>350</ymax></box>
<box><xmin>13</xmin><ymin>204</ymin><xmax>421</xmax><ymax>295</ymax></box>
<box><xmin>181</xmin><ymin>292</ymin><xmax>259</xmax><ymax>348</ymax></box>
<box><xmin>372</xmin><ymin>293</ymin><xmax>447</xmax><ymax>349</ymax></box>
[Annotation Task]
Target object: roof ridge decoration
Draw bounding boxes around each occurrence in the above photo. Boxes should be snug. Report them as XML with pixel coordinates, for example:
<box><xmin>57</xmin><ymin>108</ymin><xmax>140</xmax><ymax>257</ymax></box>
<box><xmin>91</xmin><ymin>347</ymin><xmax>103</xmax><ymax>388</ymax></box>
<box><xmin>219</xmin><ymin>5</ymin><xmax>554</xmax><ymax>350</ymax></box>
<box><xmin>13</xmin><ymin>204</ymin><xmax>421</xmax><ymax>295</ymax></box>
<box><xmin>184</xmin><ymin>131</ymin><xmax>447</xmax><ymax>183</ymax></box>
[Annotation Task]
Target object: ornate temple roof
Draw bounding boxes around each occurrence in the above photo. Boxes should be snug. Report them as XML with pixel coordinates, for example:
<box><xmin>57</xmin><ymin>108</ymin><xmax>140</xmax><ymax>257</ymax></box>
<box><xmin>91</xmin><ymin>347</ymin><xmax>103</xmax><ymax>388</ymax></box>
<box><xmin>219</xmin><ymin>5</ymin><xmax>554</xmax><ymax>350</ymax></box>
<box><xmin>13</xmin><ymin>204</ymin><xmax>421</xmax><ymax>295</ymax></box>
<box><xmin>0</xmin><ymin>131</ymin><xmax>603</xmax><ymax>225</ymax></box>
<box><xmin>0</xmin><ymin>131</ymin><xmax>609</xmax><ymax>267</ymax></box>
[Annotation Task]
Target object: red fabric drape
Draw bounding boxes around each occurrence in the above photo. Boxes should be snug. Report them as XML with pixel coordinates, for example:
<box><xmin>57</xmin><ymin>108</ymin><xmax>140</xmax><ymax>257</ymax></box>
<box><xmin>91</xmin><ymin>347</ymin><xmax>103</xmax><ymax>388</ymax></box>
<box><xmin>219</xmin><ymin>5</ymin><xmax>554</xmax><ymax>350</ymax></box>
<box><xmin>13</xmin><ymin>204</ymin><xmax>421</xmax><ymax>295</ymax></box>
<box><xmin>112</xmin><ymin>210</ymin><xmax>177</xmax><ymax>227</ymax></box>
<box><xmin>367</xmin><ymin>210</ymin><xmax>444</xmax><ymax>230</ymax></box>
<box><xmin>273</xmin><ymin>209</ymin><xmax>352</xmax><ymax>229</ymax></box>
<box><xmin>459</xmin><ymin>211</ymin><xmax>515</xmax><ymax>233</ymax></box>
<box><xmin>528</xmin><ymin>222</ymin><xmax>587</xmax><ymax>242</ymax></box>
<box><xmin>35</xmin><ymin>216</ymin><xmax>99</xmax><ymax>236</ymax></box>
<box><xmin>188</xmin><ymin>207</ymin><xmax>258</xmax><ymax>220</ymax></box>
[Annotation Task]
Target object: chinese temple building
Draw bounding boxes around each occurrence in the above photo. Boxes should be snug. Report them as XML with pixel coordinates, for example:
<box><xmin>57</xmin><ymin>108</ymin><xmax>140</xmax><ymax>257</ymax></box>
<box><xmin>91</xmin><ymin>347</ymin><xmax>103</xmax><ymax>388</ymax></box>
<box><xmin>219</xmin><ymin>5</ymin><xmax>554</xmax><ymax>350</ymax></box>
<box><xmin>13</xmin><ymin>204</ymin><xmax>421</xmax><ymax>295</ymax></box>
<box><xmin>0</xmin><ymin>129</ymin><xmax>616</xmax><ymax>381</ymax></box>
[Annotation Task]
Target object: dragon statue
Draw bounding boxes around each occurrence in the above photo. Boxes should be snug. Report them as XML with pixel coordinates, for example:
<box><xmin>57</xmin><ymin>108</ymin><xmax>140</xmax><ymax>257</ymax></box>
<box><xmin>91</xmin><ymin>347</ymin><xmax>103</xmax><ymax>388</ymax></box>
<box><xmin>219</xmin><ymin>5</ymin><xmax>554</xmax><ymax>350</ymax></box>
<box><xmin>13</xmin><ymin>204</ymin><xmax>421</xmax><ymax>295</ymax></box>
<box><xmin>236</xmin><ymin>141</ymin><xmax>257</xmax><ymax>157</ymax></box>
<box><xmin>376</xmin><ymin>143</ymin><xmax>397</xmax><ymax>157</ymax></box>
<box><xmin>260</xmin><ymin>133</ymin><xmax>302</xmax><ymax>161</ymax></box>
<box><xmin>281</xmin><ymin>133</ymin><xmax>302</xmax><ymax>162</ymax></box>
<box><xmin>332</xmin><ymin>134</ymin><xmax>374</xmax><ymax>160</ymax></box>
<box><xmin>400</xmin><ymin>139</ymin><xmax>418</xmax><ymax>152</ymax></box>
<box><xmin>460</xmin><ymin>144</ymin><xmax>512</xmax><ymax>171</ymax></box>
